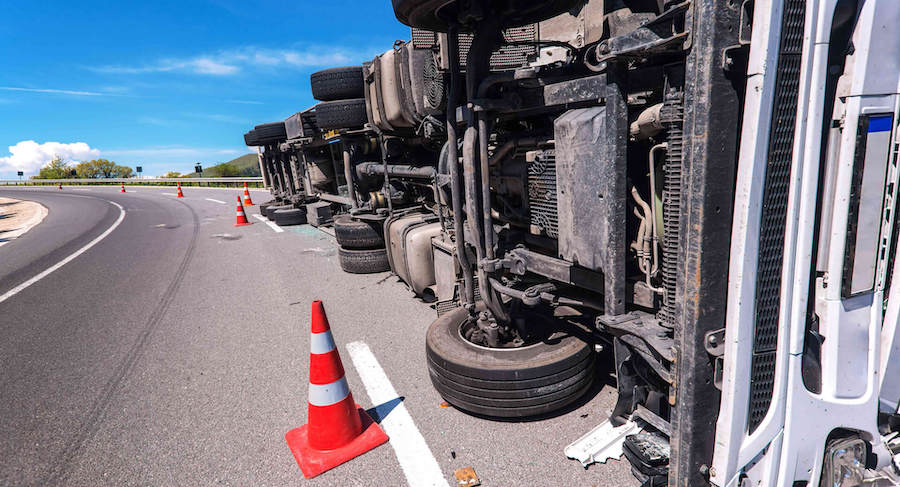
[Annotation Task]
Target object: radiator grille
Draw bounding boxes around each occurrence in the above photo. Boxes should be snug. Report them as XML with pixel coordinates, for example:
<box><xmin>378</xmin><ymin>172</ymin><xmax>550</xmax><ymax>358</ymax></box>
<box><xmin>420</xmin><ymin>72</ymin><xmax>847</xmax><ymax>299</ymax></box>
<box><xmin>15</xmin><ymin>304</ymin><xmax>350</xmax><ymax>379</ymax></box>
<box><xmin>660</xmin><ymin>90</ymin><xmax>684</xmax><ymax>327</ymax></box>
<box><xmin>411</xmin><ymin>26</ymin><xmax>538</xmax><ymax>71</ymax></box>
<box><xmin>527</xmin><ymin>150</ymin><xmax>559</xmax><ymax>238</ymax></box>
<box><xmin>411</xmin><ymin>28</ymin><xmax>436</xmax><ymax>48</ymax></box>
<box><xmin>435</xmin><ymin>279</ymin><xmax>481</xmax><ymax>316</ymax></box>
<box><xmin>748</xmin><ymin>0</ymin><xmax>806</xmax><ymax>433</ymax></box>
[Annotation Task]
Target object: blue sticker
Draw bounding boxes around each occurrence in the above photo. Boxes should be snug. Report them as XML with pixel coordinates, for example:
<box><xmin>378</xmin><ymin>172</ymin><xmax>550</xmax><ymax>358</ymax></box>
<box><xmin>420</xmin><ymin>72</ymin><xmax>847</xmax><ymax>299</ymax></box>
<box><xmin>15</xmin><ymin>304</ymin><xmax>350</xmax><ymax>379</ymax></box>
<box><xmin>868</xmin><ymin>115</ymin><xmax>893</xmax><ymax>133</ymax></box>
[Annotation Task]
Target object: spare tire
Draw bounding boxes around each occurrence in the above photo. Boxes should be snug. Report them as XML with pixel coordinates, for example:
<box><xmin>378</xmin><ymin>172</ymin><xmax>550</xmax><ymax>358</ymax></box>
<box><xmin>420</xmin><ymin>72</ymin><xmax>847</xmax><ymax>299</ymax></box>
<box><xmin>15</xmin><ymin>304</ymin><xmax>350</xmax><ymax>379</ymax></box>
<box><xmin>426</xmin><ymin>305</ymin><xmax>595</xmax><ymax>418</ymax></box>
<box><xmin>338</xmin><ymin>247</ymin><xmax>390</xmax><ymax>274</ymax></box>
<box><xmin>273</xmin><ymin>207</ymin><xmax>307</xmax><ymax>226</ymax></box>
<box><xmin>266</xmin><ymin>204</ymin><xmax>293</xmax><ymax>221</ymax></box>
<box><xmin>334</xmin><ymin>215</ymin><xmax>385</xmax><ymax>249</ymax></box>
<box><xmin>311</xmin><ymin>67</ymin><xmax>365</xmax><ymax>101</ymax></box>
<box><xmin>315</xmin><ymin>99</ymin><xmax>368</xmax><ymax>130</ymax></box>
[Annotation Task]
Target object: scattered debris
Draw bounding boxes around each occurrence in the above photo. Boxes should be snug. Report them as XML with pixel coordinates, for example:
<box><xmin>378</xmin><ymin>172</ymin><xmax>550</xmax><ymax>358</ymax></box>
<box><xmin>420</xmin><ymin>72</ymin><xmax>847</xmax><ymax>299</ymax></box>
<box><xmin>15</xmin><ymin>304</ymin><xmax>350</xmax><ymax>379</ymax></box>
<box><xmin>440</xmin><ymin>401</ymin><xmax>451</xmax><ymax>408</ymax></box>
<box><xmin>453</xmin><ymin>466</ymin><xmax>480</xmax><ymax>486</ymax></box>
<box><xmin>210</xmin><ymin>233</ymin><xmax>241</xmax><ymax>240</ymax></box>
<box><xmin>300</xmin><ymin>247</ymin><xmax>336</xmax><ymax>256</ymax></box>
<box><xmin>564</xmin><ymin>418</ymin><xmax>642</xmax><ymax>467</ymax></box>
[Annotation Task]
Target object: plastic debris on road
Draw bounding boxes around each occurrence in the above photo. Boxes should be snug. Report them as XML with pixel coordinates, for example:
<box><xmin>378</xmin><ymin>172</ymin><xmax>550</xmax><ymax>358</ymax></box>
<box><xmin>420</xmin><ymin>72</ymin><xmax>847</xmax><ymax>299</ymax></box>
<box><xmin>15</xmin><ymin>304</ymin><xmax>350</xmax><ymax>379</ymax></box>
<box><xmin>564</xmin><ymin>418</ymin><xmax>642</xmax><ymax>467</ymax></box>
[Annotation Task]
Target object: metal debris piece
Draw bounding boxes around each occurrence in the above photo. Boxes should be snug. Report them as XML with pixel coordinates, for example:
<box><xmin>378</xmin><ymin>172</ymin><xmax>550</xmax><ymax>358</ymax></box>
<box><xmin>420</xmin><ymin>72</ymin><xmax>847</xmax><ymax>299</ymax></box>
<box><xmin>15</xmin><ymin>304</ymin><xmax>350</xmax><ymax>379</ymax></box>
<box><xmin>564</xmin><ymin>418</ymin><xmax>642</xmax><ymax>467</ymax></box>
<box><xmin>454</xmin><ymin>466</ymin><xmax>480</xmax><ymax>486</ymax></box>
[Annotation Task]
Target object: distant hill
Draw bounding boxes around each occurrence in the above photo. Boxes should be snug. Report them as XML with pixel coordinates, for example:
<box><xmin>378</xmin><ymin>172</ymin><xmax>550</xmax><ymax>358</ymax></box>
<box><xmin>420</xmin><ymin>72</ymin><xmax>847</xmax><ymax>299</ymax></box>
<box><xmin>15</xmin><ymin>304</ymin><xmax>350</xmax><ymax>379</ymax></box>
<box><xmin>183</xmin><ymin>153</ymin><xmax>260</xmax><ymax>177</ymax></box>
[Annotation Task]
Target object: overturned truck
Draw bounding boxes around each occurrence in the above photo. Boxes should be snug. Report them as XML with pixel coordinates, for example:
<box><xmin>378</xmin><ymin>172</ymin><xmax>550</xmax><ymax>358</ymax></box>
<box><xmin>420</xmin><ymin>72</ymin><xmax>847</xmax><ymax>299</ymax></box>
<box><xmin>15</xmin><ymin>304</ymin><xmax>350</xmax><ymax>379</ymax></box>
<box><xmin>245</xmin><ymin>0</ymin><xmax>900</xmax><ymax>485</ymax></box>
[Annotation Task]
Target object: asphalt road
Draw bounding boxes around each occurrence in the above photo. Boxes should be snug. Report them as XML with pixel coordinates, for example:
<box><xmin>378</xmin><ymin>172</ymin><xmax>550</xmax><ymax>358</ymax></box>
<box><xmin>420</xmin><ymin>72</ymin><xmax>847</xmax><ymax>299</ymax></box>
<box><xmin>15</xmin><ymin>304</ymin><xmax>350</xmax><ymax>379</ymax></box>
<box><xmin>0</xmin><ymin>185</ymin><xmax>637</xmax><ymax>486</ymax></box>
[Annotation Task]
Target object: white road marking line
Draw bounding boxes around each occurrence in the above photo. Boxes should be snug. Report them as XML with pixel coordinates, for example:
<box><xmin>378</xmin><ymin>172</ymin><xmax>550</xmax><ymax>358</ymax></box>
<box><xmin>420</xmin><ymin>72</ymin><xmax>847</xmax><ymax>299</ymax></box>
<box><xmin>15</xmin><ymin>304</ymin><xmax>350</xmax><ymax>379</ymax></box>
<box><xmin>0</xmin><ymin>202</ymin><xmax>48</xmax><ymax>248</ymax></box>
<box><xmin>204</xmin><ymin>198</ymin><xmax>226</xmax><ymax>204</ymax></box>
<box><xmin>0</xmin><ymin>200</ymin><xmax>126</xmax><ymax>305</ymax></box>
<box><xmin>346</xmin><ymin>341</ymin><xmax>448</xmax><ymax>487</ymax></box>
<box><xmin>71</xmin><ymin>188</ymin><xmax>92</xmax><ymax>191</ymax></box>
<box><xmin>252</xmin><ymin>214</ymin><xmax>283</xmax><ymax>233</ymax></box>
<box><xmin>161</xmin><ymin>192</ymin><xmax>177</xmax><ymax>196</ymax></box>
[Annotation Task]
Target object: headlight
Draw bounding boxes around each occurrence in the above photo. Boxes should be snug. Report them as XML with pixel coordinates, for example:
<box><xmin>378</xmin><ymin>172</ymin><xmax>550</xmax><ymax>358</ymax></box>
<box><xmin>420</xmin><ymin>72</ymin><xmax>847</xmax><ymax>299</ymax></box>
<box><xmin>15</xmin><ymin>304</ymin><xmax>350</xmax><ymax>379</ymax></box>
<box><xmin>822</xmin><ymin>437</ymin><xmax>869</xmax><ymax>487</ymax></box>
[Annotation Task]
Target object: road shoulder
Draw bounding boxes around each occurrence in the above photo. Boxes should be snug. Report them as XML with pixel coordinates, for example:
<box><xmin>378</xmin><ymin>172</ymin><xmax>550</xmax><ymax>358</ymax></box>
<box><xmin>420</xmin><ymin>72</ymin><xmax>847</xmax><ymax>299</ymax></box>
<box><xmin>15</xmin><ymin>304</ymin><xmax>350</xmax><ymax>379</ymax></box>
<box><xmin>0</xmin><ymin>196</ymin><xmax>48</xmax><ymax>247</ymax></box>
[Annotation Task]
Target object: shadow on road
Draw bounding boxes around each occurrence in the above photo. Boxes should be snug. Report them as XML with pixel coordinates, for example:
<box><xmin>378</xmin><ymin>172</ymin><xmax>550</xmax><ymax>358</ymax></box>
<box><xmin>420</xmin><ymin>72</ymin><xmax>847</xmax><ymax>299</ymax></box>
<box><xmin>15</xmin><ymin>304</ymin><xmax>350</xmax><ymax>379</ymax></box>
<box><xmin>367</xmin><ymin>396</ymin><xmax>405</xmax><ymax>423</ymax></box>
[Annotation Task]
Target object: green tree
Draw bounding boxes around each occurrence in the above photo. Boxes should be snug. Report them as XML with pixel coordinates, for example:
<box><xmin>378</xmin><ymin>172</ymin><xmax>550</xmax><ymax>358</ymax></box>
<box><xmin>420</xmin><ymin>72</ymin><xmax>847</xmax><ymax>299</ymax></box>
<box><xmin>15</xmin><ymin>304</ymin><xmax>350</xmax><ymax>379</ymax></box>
<box><xmin>75</xmin><ymin>159</ymin><xmax>133</xmax><ymax>178</ymax></box>
<box><xmin>113</xmin><ymin>165</ymin><xmax>134</xmax><ymax>178</ymax></box>
<box><xmin>34</xmin><ymin>156</ymin><xmax>73</xmax><ymax>179</ymax></box>
<box><xmin>162</xmin><ymin>171</ymin><xmax>183</xmax><ymax>178</ymax></box>
<box><xmin>75</xmin><ymin>160</ymin><xmax>100</xmax><ymax>178</ymax></box>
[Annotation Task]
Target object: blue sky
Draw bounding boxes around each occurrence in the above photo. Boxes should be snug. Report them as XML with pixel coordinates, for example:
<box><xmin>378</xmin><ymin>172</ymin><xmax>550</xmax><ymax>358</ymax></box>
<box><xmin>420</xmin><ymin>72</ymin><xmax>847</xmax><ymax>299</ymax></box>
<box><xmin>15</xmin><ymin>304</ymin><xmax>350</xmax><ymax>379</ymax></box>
<box><xmin>0</xmin><ymin>0</ymin><xmax>409</xmax><ymax>177</ymax></box>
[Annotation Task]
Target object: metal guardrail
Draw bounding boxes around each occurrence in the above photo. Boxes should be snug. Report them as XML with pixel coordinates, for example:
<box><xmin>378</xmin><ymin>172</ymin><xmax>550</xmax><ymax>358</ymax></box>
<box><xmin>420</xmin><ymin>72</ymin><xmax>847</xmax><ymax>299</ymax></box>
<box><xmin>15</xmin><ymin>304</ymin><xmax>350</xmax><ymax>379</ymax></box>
<box><xmin>0</xmin><ymin>177</ymin><xmax>265</xmax><ymax>187</ymax></box>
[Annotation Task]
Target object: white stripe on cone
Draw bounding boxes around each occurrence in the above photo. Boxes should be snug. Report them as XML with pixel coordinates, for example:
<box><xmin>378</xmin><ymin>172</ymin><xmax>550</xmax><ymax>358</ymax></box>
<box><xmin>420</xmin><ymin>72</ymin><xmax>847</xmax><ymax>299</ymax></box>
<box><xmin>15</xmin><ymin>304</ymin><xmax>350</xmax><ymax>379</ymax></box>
<box><xmin>310</xmin><ymin>331</ymin><xmax>336</xmax><ymax>354</ymax></box>
<box><xmin>308</xmin><ymin>377</ymin><xmax>351</xmax><ymax>406</ymax></box>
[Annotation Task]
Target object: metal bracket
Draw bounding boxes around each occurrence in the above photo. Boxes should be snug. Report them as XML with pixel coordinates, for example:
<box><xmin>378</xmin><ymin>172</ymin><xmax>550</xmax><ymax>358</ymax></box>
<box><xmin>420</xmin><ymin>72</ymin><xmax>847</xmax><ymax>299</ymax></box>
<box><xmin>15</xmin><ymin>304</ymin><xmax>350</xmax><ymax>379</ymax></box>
<box><xmin>597</xmin><ymin>311</ymin><xmax>676</xmax><ymax>364</ymax></box>
<box><xmin>595</xmin><ymin>1</ymin><xmax>691</xmax><ymax>63</ymax></box>
<box><xmin>704</xmin><ymin>328</ymin><xmax>726</xmax><ymax>357</ymax></box>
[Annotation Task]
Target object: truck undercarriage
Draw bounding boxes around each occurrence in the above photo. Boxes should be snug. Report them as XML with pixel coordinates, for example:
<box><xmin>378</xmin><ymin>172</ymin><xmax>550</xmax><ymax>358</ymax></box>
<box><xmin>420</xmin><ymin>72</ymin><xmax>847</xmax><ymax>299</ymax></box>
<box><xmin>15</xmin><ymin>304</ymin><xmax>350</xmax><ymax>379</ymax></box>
<box><xmin>243</xmin><ymin>0</ymin><xmax>900</xmax><ymax>484</ymax></box>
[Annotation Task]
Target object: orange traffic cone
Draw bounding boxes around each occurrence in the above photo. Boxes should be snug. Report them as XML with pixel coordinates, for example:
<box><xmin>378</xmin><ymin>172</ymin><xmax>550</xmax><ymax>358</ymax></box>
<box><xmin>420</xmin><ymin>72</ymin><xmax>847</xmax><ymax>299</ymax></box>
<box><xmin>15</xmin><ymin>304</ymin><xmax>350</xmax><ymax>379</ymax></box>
<box><xmin>120</xmin><ymin>184</ymin><xmax>126</xmax><ymax>193</ymax></box>
<box><xmin>234</xmin><ymin>196</ymin><xmax>252</xmax><ymax>227</ymax></box>
<box><xmin>285</xmin><ymin>301</ymin><xmax>389</xmax><ymax>478</ymax></box>
<box><xmin>176</xmin><ymin>183</ymin><xmax>184</xmax><ymax>198</ymax></box>
<box><xmin>242</xmin><ymin>182</ymin><xmax>254</xmax><ymax>206</ymax></box>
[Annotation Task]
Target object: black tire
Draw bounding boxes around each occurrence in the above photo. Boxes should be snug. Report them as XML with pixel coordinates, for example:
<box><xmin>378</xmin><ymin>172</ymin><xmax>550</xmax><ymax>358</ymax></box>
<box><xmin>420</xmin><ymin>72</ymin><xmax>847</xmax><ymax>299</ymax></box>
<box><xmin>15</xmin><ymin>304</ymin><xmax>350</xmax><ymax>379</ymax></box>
<box><xmin>392</xmin><ymin>0</ymin><xmax>581</xmax><ymax>32</ymax></box>
<box><xmin>254</xmin><ymin>122</ymin><xmax>287</xmax><ymax>144</ymax></box>
<box><xmin>273</xmin><ymin>207</ymin><xmax>307</xmax><ymax>226</ymax></box>
<box><xmin>266</xmin><ymin>204</ymin><xmax>293</xmax><ymax>221</ymax></box>
<box><xmin>334</xmin><ymin>215</ymin><xmax>385</xmax><ymax>249</ymax></box>
<box><xmin>258</xmin><ymin>201</ymin><xmax>275</xmax><ymax>217</ymax></box>
<box><xmin>338</xmin><ymin>247</ymin><xmax>390</xmax><ymax>274</ymax></box>
<box><xmin>311</xmin><ymin>67</ymin><xmax>365</xmax><ymax>102</ymax></box>
<box><xmin>315</xmin><ymin>99</ymin><xmax>368</xmax><ymax>130</ymax></box>
<box><xmin>243</xmin><ymin>130</ymin><xmax>260</xmax><ymax>147</ymax></box>
<box><xmin>426</xmin><ymin>305</ymin><xmax>594</xmax><ymax>418</ymax></box>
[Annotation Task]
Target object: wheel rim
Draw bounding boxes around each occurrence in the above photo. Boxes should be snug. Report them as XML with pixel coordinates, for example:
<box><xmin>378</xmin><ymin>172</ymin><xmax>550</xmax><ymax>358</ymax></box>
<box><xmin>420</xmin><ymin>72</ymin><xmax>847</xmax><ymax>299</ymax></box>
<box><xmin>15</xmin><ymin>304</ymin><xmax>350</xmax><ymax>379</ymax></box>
<box><xmin>456</xmin><ymin>311</ymin><xmax>561</xmax><ymax>351</ymax></box>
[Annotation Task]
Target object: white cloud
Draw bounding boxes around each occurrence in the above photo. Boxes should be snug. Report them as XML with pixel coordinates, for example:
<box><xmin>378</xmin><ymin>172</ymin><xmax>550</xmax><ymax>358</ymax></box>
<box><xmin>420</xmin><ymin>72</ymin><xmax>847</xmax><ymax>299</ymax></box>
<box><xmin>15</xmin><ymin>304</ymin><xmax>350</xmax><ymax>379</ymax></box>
<box><xmin>0</xmin><ymin>141</ymin><xmax>101</xmax><ymax>174</ymax></box>
<box><xmin>225</xmin><ymin>99</ymin><xmax>264</xmax><ymax>105</ymax></box>
<box><xmin>0</xmin><ymin>86</ymin><xmax>107</xmax><ymax>96</ymax></box>
<box><xmin>91</xmin><ymin>45</ymin><xmax>374</xmax><ymax>76</ymax></box>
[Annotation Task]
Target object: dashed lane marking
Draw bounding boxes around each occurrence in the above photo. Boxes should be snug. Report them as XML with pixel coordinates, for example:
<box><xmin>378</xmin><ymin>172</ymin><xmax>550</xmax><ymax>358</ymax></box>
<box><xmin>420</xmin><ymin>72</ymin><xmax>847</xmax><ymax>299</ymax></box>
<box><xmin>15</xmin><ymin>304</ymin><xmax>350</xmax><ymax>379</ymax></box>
<box><xmin>0</xmin><ymin>200</ymin><xmax>126</xmax><ymax>305</ymax></box>
<box><xmin>251</xmin><ymin>214</ymin><xmax>284</xmax><ymax>233</ymax></box>
<box><xmin>346</xmin><ymin>341</ymin><xmax>449</xmax><ymax>487</ymax></box>
<box><xmin>161</xmin><ymin>192</ymin><xmax>177</xmax><ymax>196</ymax></box>
<box><xmin>204</xmin><ymin>198</ymin><xmax>226</xmax><ymax>204</ymax></box>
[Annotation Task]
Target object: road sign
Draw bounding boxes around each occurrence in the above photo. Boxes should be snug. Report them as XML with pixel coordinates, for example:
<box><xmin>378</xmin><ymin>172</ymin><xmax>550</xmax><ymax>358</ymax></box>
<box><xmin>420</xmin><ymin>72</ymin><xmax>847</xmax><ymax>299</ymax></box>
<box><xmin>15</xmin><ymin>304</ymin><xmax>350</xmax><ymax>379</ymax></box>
<box><xmin>195</xmin><ymin>164</ymin><xmax>202</xmax><ymax>174</ymax></box>
<box><xmin>17</xmin><ymin>171</ymin><xmax>23</xmax><ymax>178</ymax></box>
<box><xmin>136</xmin><ymin>166</ymin><xmax>142</xmax><ymax>173</ymax></box>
